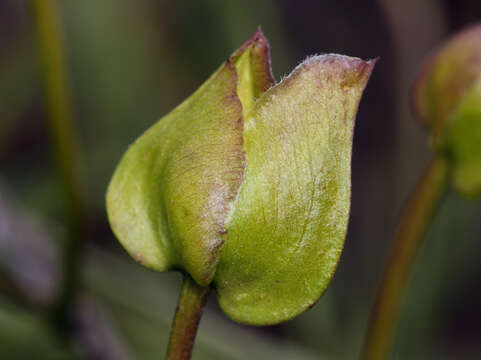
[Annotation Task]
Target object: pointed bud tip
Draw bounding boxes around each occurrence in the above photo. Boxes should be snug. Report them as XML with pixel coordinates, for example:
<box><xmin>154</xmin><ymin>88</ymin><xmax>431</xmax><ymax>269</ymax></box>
<box><xmin>231</xmin><ymin>28</ymin><xmax>270</xmax><ymax>59</ymax></box>
<box><xmin>231</xmin><ymin>28</ymin><xmax>275</xmax><ymax>97</ymax></box>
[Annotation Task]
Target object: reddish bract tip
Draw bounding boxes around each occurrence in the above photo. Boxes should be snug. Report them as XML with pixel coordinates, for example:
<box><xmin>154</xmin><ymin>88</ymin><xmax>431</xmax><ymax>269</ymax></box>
<box><xmin>229</xmin><ymin>29</ymin><xmax>275</xmax><ymax>94</ymax></box>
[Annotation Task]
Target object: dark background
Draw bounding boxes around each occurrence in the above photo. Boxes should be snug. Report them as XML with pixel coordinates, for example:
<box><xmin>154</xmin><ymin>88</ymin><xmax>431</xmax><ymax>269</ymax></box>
<box><xmin>0</xmin><ymin>0</ymin><xmax>480</xmax><ymax>359</ymax></box>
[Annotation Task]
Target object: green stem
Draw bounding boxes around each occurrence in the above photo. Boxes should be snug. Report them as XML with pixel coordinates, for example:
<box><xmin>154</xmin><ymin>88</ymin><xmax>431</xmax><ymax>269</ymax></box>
<box><xmin>362</xmin><ymin>156</ymin><xmax>450</xmax><ymax>360</ymax></box>
<box><xmin>167</xmin><ymin>276</ymin><xmax>210</xmax><ymax>360</ymax></box>
<box><xmin>31</xmin><ymin>0</ymin><xmax>86</xmax><ymax>329</ymax></box>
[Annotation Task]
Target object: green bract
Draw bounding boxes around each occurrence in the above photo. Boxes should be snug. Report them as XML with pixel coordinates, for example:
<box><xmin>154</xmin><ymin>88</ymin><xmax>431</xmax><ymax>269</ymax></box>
<box><xmin>106</xmin><ymin>30</ymin><xmax>375</xmax><ymax>325</ymax></box>
<box><xmin>413</xmin><ymin>23</ymin><xmax>481</xmax><ymax>196</ymax></box>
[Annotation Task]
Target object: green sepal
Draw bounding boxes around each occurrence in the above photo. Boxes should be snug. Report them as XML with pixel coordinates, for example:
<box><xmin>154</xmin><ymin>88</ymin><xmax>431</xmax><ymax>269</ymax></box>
<box><xmin>214</xmin><ymin>55</ymin><xmax>376</xmax><ymax>325</ymax></box>
<box><xmin>106</xmin><ymin>30</ymin><xmax>272</xmax><ymax>286</ymax></box>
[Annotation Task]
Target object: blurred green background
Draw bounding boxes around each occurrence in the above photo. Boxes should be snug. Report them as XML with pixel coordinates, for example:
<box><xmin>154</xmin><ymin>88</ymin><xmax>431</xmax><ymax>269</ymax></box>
<box><xmin>1</xmin><ymin>0</ymin><xmax>480</xmax><ymax>359</ymax></box>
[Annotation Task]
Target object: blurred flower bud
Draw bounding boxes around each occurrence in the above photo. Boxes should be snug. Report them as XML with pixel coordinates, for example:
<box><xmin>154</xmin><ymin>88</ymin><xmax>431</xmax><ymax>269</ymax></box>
<box><xmin>106</xmin><ymin>29</ymin><xmax>375</xmax><ymax>325</ymax></box>
<box><xmin>413</xmin><ymin>23</ymin><xmax>481</xmax><ymax>196</ymax></box>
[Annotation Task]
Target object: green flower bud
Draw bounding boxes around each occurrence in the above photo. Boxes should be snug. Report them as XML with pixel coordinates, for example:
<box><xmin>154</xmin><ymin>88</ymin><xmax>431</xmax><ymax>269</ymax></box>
<box><xmin>106</xmin><ymin>29</ymin><xmax>375</xmax><ymax>325</ymax></box>
<box><xmin>412</xmin><ymin>23</ymin><xmax>481</xmax><ymax>196</ymax></box>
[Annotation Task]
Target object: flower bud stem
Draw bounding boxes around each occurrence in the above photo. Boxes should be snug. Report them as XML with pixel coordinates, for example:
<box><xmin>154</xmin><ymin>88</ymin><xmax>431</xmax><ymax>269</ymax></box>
<box><xmin>362</xmin><ymin>156</ymin><xmax>450</xmax><ymax>360</ymax></box>
<box><xmin>167</xmin><ymin>275</ymin><xmax>210</xmax><ymax>360</ymax></box>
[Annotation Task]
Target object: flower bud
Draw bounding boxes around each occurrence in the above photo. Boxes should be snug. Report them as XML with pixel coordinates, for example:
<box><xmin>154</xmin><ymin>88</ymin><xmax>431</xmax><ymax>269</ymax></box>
<box><xmin>106</xmin><ymin>29</ymin><xmax>375</xmax><ymax>325</ymax></box>
<box><xmin>412</xmin><ymin>23</ymin><xmax>481</xmax><ymax>196</ymax></box>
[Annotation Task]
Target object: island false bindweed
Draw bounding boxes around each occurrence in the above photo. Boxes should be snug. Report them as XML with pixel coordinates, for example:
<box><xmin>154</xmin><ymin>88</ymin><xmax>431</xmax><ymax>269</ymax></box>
<box><xmin>106</xmin><ymin>29</ymin><xmax>375</xmax><ymax>325</ymax></box>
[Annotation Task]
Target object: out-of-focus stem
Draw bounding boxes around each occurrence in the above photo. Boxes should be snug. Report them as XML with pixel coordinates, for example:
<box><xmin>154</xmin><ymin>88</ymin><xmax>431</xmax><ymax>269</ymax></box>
<box><xmin>166</xmin><ymin>276</ymin><xmax>210</xmax><ymax>360</ymax></box>
<box><xmin>362</xmin><ymin>156</ymin><xmax>450</xmax><ymax>360</ymax></box>
<box><xmin>31</xmin><ymin>0</ymin><xmax>86</xmax><ymax>329</ymax></box>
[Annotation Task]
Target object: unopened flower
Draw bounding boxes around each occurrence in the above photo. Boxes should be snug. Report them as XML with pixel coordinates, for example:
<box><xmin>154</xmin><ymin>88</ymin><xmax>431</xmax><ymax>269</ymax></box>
<box><xmin>106</xmin><ymin>30</ymin><xmax>375</xmax><ymax>325</ymax></box>
<box><xmin>413</xmin><ymin>22</ymin><xmax>481</xmax><ymax>196</ymax></box>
